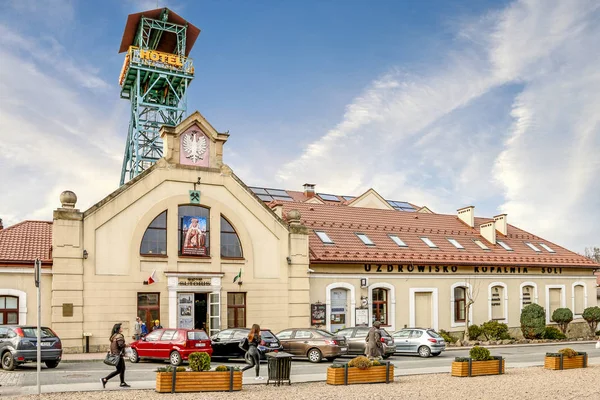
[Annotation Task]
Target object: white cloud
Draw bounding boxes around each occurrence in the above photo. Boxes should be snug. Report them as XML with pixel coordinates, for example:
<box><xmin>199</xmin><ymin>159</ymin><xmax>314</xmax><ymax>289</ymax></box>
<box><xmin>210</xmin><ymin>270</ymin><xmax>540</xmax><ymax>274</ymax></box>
<box><xmin>276</xmin><ymin>0</ymin><xmax>600</xmax><ymax>252</ymax></box>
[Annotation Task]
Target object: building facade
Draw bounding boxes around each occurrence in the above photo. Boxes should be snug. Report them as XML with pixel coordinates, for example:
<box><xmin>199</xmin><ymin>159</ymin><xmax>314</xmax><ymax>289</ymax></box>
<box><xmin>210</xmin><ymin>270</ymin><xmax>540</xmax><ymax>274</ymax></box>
<box><xmin>1</xmin><ymin>111</ymin><xmax>598</xmax><ymax>353</ymax></box>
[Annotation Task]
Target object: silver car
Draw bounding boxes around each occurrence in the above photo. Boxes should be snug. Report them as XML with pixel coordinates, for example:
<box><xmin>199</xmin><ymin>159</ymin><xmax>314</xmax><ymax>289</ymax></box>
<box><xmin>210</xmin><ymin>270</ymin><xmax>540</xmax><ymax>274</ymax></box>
<box><xmin>335</xmin><ymin>327</ymin><xmax>395</xmax><ymax>359</ymax></box>
<box><xmin>392</xmin><ymin>328</ymin><xmax>445</xmax><ymax>357</ymax></box>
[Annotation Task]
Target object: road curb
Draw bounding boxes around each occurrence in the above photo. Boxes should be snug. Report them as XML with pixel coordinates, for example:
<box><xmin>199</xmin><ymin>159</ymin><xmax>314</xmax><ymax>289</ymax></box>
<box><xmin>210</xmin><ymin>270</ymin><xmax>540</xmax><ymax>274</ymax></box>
<box><xmin>445</xmin><ymin>340</ymin><xmax>597</xmax><ymax>351</ymax></box>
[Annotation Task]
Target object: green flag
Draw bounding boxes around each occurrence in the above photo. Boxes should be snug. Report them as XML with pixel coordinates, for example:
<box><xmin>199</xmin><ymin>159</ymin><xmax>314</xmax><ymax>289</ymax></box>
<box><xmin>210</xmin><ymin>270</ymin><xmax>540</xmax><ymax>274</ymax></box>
<box><xmin>233</xmin><ymin>268</ymin><xmax>242</xmax><ymax>283</ymax></box>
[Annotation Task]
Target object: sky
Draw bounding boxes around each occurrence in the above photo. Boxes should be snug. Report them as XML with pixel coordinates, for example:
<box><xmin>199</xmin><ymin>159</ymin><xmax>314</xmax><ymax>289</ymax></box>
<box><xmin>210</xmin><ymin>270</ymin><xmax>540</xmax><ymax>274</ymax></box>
<box><xmin>0</xmin><ymin>0</ymin><xmax>598</xmax><ymax>254</ymax></box>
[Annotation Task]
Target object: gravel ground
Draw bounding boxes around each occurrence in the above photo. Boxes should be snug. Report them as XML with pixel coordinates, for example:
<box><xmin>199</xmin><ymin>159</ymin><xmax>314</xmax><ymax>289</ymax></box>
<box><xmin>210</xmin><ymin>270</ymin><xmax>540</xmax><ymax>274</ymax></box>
<box><xmin>11</xmin><ymin>365</ymin><xmax>600</xmax><ymax>400</ymax></box>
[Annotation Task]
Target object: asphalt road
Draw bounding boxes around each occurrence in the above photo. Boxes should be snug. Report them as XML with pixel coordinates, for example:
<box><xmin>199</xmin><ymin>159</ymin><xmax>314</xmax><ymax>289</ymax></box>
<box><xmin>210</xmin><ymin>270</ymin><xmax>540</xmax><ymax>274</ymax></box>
<box><xmin>4</xmin><ymin>342</ymin><xmax>599</xmax><ymax>388</ymax></box>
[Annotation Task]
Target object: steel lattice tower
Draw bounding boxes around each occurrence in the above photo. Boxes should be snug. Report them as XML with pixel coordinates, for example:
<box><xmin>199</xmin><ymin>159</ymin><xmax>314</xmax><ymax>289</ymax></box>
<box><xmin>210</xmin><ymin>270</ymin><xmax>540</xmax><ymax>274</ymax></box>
<box><xmin>118</xmin><ymin>8</ymin><xmax>200</xmax><ymax>185</ymax></box>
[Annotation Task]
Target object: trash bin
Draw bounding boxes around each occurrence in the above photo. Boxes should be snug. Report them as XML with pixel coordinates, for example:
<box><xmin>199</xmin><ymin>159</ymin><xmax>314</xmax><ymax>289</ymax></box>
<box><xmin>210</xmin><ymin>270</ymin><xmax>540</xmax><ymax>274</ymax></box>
<box><xmin>266</xmin><ymin>351</ymin><xmax>293</xmax><ymax>386</ymax></box>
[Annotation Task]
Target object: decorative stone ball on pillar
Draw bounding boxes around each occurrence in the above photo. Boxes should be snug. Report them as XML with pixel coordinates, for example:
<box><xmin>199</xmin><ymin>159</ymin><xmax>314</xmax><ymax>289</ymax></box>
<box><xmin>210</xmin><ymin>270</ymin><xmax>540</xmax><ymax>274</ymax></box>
<box><xmin>286</xmin><ymin>209</ymin><xmax>301</xmax><ymax>226</ymax></box>
<box><xmin>59</xmin><ymin>190</ymin><xmax>78</xmax><ymax>209</ymax></box>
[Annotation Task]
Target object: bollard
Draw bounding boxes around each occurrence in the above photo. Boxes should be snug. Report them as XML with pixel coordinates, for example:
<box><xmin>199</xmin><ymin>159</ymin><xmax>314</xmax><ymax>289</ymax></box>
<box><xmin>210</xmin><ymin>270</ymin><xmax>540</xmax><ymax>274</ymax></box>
<box><xmin>171</xmin><ymin>366</ymin><xmax>177</xmax><ymax>393</ymax></box>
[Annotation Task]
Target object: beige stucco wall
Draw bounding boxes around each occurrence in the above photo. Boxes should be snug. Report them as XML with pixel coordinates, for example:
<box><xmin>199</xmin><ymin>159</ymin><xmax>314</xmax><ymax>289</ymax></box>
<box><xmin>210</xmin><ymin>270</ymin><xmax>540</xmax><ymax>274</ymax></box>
<box><xmin>0</xmin><ymin>271</ymin><xmax>52</xmax><ymax>326</ymax></box>
<box><xmin>308</xmin><ymin>264</ymin><xmax>597</xmax><ymax>334</ymax></box>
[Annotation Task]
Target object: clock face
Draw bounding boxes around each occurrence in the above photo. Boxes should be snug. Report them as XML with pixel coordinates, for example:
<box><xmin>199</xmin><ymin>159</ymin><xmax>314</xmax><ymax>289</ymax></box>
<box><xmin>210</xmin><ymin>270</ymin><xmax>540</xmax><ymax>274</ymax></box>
<box><xmin>180</xmin><ymin>128</ymin><xmax>209</xmax><ymax>167</ymax></box>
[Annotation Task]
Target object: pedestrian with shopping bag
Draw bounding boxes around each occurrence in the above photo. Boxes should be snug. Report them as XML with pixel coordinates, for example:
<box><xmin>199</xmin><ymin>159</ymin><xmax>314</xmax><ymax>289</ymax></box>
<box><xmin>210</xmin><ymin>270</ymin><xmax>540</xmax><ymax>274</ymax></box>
<box><xmin>100</xmin><ymin>323</ymin><xmax>130</xmax><ymax>388</ymax></box>
<box><xmin>240</xmin><ymin>324</ymin><xmax>263</xmax><ymax>380</ymax></box>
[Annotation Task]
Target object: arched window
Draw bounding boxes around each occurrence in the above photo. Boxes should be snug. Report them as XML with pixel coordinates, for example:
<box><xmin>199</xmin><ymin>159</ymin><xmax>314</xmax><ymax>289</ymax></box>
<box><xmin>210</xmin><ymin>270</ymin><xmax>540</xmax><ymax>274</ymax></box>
<box><xmin>572</xmin><ymin>283</ymin><xmax>586</xmax><ymax>316</ymax></box>
<box><xmin>454</xmin><ymin>287</ymin><xmax>466</xmax><ymax>323</ymax></box>
<box><xmin>140</xmin><ymin>211</ymin><xmax>167</xmax><ymax>255</ymax></box>
<box><xmin>0</xmin><ymin>296</ymin><xmax>19</xmax><ymax>325</ymax></box>
<box><xmin>178</xmin><ymin>205</ymin><xmax>210</xmax><ymax>256</ymax></box>
<box><xmin>220</xmin><ymin>216</ymin><xmax>243</xmax><ymax>258</ymax></box>
<box><xmin>488</xmin><ymin>283</ymin><xmax>507</xmax><ymax>323</ymax></box>
<box><xmin>372</xmin><ymin>288</ymin><xmax>388</xmax><ymax>326</ymax></box>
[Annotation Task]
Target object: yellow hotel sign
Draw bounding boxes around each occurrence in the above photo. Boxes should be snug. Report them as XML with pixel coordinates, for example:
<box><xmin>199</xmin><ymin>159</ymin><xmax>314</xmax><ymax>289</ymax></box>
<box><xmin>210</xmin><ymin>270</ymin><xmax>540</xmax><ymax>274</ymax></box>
<box><xmin>138</xmin><ymin>48</ymin><xmax>184</xmax><ymax>67</ymax></box>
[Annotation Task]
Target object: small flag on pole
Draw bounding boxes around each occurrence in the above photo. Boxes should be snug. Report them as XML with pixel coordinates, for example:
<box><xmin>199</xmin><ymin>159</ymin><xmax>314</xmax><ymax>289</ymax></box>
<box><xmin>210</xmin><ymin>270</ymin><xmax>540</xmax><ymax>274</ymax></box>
<box><xmin>148</xmin><ymin>270</ymin><xmax>156</xmax><ymax>285</ymax></box>
<box><xmin>233</xmin><ymin>268</ymin><xmax>242</xmax><ymax>283</ymax></box>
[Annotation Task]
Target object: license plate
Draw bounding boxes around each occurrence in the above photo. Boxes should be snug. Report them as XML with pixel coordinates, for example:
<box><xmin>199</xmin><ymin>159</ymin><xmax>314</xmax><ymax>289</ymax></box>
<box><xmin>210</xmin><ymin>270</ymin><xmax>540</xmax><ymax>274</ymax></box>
<box><xmin>195</xmin><ymin>343</ymin><xmax>206</xmax><ymax>347</ymax></box>
<box><xmin>270</xmin><ymin>343</ymin><xmax>278</xmax><ymax>347</ymax></box>
<box><xmin>40</xmin><ymin>342</ymin><xmax>52</xmax><ymax>347</ymax></box>
<box><xmin>340</xmin><ymin>347</ymin><xmax>347</xmax><ymax>352</ymax></box>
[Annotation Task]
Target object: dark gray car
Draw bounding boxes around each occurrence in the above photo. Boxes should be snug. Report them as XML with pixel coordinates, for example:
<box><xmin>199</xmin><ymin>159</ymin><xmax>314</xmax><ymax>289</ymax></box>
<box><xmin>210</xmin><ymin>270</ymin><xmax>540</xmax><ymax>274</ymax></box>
<box><xmin>0</xmin><ymin>326</ymin><xmax>62</xmax><ymax>370</ymax></box>
<box><xmin>335</xmin><ymin>327</ymin><xmax>395</xmax><ymax>359</ymax></box>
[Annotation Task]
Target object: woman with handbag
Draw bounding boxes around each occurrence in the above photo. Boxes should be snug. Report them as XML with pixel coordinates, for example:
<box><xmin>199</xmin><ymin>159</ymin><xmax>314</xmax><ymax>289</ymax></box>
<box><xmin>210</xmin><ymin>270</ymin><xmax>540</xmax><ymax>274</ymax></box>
<box><xmin>240</xmin><ymin>324</ymin><xmax>263</xmax><ymax>380</ymax></box>
<box><xmin>100</xmin><ymin>323</ymin><xmax>130</xmax><ymax>388</ymax></box>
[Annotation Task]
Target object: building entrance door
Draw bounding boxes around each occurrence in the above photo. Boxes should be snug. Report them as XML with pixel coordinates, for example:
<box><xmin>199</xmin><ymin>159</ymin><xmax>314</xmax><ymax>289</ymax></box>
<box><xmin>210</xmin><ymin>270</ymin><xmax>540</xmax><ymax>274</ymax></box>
<box><xmin>194</xmin><ymin>293</ymin><xmax>208</xmax><ymax>332</ymax></box>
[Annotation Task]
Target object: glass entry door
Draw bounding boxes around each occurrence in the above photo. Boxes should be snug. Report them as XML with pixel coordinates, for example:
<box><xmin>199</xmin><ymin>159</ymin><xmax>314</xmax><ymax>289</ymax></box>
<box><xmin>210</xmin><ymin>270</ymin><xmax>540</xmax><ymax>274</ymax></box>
<box><xmin>209</xmin><ymin>292</ymin><xmax>220</xmax><ymax>336</ymax></box>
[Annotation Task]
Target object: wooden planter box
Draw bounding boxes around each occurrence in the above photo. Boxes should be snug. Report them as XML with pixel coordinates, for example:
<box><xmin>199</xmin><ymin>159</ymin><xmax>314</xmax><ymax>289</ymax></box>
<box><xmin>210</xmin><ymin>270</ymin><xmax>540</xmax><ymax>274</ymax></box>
<box><xmin>544</xmin><ymin>353</ymin><xmax>588</xmax><ymax>370</ymax></box>
<box><xmin>451</xmin><ymin>357</ymin><xmax>505</xmax><ymax>377</ymax></box>
<box><xmin>156</xmin><ymin>370</ymin><xmax>242</xmax><ymax>393</ymax></box>
<box><xmin>326</xmin><ymin>363</ymin><xmax>394</xmax><ymax>385</ymax></box>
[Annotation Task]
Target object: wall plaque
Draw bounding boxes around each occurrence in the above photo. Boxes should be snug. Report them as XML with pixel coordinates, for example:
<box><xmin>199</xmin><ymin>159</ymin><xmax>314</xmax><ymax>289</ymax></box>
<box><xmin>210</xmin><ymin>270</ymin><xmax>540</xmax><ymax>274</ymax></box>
<box><xmin>62</xmin><ymin>303</ymin><xmax>74</xmax><ymax>317</ymax></box>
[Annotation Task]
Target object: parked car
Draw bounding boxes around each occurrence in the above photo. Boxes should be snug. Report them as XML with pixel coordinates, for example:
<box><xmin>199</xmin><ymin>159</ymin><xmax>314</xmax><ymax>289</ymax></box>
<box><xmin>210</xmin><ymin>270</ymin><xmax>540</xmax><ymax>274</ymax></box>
<box><xmin>276</xmin><ymin>328</ymin><xmax>348</xmax><ymax>363</ymax></box>
<box><xmin>129</xmin><ymin>328</ymin><xmax>212</xmax><ymax>365</ymax></box>
<box><xmin>211</xmin><ymin>328</ymin><xmax>282</xmax><ymax>360</ymax></box>
<box><xmin>0</xmin><ymin>325</ymin><xmax>62</xmax><ymax>370</ymax></box>
<box><xmin>392</xmin><ymin>328</ymin><xmax>446</xmax><ymax>357</ymax></box>
<box><xmin>335</xmin><ymin>326</ymin><xmax>395</xmax><ymax>358</ymax></box>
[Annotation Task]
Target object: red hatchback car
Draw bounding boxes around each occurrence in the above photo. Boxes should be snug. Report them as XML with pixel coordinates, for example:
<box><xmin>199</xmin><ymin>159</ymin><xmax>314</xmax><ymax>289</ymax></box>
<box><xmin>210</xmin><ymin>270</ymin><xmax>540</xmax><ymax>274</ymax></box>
<box><xmin>129</xmin><ymin>328</ymin><xmax>212</xmax><ymax>365</ymax></box>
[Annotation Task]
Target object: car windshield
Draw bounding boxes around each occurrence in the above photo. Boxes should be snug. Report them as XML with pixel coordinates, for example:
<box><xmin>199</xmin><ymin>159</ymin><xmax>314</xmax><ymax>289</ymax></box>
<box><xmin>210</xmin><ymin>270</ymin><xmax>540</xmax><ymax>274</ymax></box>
<box><xmin>316</xmin><ymin>329</ymin><xmax>333</xmax><ymax>337</ymax></box>
<box><xmin>22</xmin><ymin>328</ymin><xmax>55</xmax><ymax>338</ymax></box>
<box><xmin>260</xmin><ymin>330</ymin><xmax>275</xmax><ymax>339</ymax></box>
<box><xmin>188</xmin><ymin>331</ymin><xmax>209</xmax><ymax>340</ymax></box>
<box><xmin>427</xmin><ymin>330</ymin><xmax>441</xmax><ymax>338</ymax></box>
<box><xmin>380</xmin><ymin>329</ymin><xmax>392</xmax><ymax>338</ymax></box>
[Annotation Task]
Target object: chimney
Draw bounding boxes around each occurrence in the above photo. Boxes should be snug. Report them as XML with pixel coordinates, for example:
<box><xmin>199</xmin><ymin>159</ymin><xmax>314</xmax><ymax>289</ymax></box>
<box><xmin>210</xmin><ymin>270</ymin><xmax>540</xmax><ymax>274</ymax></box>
<box><xmin>271</xmin><ymin>203</ymin><xmax>283</xmax><ymax>218</ymax></box>
<box><xmin>480</xmin><ymin>221</ymin><xmax>497</xmax><ymax>245</ymax></box>
<box><xmin>494</xmin><ymin>214</ymin><xmax>507</xmax><ymax>236</ymax></box>
<box><xmin>457</xmin><ymin>206</ymin><xmax>475</xmax><ymax>228</ymax></box>
<box><xmin>303</xmin><ymin>183</ymin><xmax>315</xmax><ymax>198</ymax></box>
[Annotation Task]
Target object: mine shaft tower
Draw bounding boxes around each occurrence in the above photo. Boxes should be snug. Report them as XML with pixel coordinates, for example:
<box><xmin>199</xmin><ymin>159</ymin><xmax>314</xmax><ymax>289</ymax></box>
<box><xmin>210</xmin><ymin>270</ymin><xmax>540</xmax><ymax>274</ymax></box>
<box><xmin>118</xmin><ymin>8</ymin><xmax>200</xmax><ymax>185</ymax></box>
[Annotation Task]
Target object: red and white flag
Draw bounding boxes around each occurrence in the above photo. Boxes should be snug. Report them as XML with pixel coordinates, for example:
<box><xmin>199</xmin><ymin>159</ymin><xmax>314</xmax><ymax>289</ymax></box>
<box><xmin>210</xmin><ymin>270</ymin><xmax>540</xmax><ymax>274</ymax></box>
<box><xmin>148</xmin><ymin>270</ymin><xmax>156</xmax><ymax>285</ymax></box>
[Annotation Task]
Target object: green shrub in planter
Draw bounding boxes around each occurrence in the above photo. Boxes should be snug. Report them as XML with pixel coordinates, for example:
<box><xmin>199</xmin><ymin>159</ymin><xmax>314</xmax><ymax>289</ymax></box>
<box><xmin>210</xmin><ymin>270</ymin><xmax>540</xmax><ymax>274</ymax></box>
<box><xmin>439</xmin><ymin>329</ymin><xmax>456</xmax><ymax>343</ymax></box>
<box><xmin>348</xmin><ymin>356</ymin><xmax>372</xmax><ymax>370</ymax></box>
<box><xmin>481</xmin><ymin>320</ymin><xmax>510</xmax><ymax>341</ymax></box>
<box><xmin>331</xmin><ymin>363</ymin><xmax>345</xmax><ymax>369</ymax></box>
<box><xmin>582</xmin><ymin>306</ymin><xmax>600</xmax><ymax>336</ymax></box>
<box><xmin>469</xmin><ymin>346</ymin><xmax>492</xmax><ymax>361</ymax></box>
<box><xmin>558</xmin><ymin>348</ymin><xmax>578</xmax><ymax>358</ymax></box>
<box><xmin>551</xmin><ymin>308</ymin><xmax>573</xmax><ymax>334</ymax></box>
<box><xmin>468</xmin><ymin>324</ymin><xmax>483</xmax><ymax>340</ymax></box>
<box><xmin>189</xmin><ymin>352</ymin><xmax>211</xmax><ymax>372</ymax></box>
<box><xmin>543</xmin><ymin>326</ymin><xmax>566</xmax><ymax>340</ymax></box>
<box><xmin>156</xmin><ymin>366</ymin><xmax>186</xmax><ymax>373</ymax></box>
<box><xmin>521</xmin><ymin>304</ymin><xmax>546</xmax><ymax>339</ymax></box>
<box><xmin>215</xmin><ymin>365</ymin><xmax>229</xmax><ymax>372</ymax></box>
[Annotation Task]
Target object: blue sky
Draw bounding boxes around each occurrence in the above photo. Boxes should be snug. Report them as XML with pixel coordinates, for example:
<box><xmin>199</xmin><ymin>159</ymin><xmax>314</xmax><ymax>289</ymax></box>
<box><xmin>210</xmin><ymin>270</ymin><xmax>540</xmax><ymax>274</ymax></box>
<box><xmin>0</xmin><ymin>0</ymin><xmax>599</xmax><ymax>254</ymax></box>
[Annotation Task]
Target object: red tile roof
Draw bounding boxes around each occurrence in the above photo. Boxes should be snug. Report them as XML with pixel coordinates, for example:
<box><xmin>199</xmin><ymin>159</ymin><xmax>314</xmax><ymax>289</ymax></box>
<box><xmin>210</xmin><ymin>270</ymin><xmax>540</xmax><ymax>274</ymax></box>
<box><xmin>279</xmin><ymin>202</ymin><xmax>597</xmax><ymax>268</ymax></box>
<box><xmin>0</xmin><ymin>221</ymin><xmax>52</xmax><ymax>264</ymax></box>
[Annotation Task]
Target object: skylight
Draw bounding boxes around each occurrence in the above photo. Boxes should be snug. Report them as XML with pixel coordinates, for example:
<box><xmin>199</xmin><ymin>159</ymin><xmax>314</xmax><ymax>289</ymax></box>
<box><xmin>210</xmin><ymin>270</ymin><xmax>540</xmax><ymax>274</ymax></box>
<box><xmin>317</xmin><ymin>193</ymin><xmax>340</xmax><ymax>202</ymax></box>
<box><xmin>539</xmin><ymin>243</ymin><xmax>555</xmax><ymax>253</ymax></box>
<box><xmin>497</xmin><ymin>240</ymin><xmax>513</xmax><ymax>251</ymax></box>
<box><xmin>389</xmin><ymin>235</ymin><xmax>408</xmax><ymax>247</ymax></box>
<box><xmin>525</xmin><ymin>242</ymin><xmax>541</xmax><ymax>252</ymax></box>
<box><xmin>447</xmin><ymin>238</ymin><xmax>464</xmax><ymax>249</ymax></box>
<box><xmin>387</xmin><ymin>200</ymin><xmax>416</xmax><ymax>212</ymax></box>
<box><xmin>249</xmin><ymin>187</ymin><xmax>293</xmax><ymax>202</ymax></box>
<box><xmin>315</xmin><ymin>231</ymin><xmax>334</xmax><ymax>244</ymax></box>
<box><xmin>356</xmin><ymin>233</ymin><xmax>375</xmax><ymax>246</ymax></box>
<box><xmin>342</xmin><ymin>196</ymin><xmax>355</xmax><ymax>201</ymax></box>
<box><xmin>473</xmin><ymin>239</ymin><xmax>490</xmax><ymax>250</ymax></box>
<box><xmin>420</xmin><ymin>237</ymin><xmax>437</xmax><ymax>248</ymax></box>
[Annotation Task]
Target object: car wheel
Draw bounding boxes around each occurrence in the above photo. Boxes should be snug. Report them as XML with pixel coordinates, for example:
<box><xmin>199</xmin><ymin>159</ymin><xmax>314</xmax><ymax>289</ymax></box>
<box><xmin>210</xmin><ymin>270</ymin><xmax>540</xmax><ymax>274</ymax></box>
<box><xmin>326</xmin><ymin>357</ymin><xmax>336</xmax><ymax>362</ymax></box>
<box><xmin>44</xmin><ymin>360</ymin><xmax>59</xmax><ymax>369</ymax></box>
<box><xmin>431</xmin><ymin>352</ymin><xmax>441</xmax><ymax>357</ymax></box>
<box><xmin>307</xmin><ymin>348</ymin><xmax>322</xmax><ymax>363</ymax></box>
<box><xmin>382</xmin><ymin>354</ymin><xmax>391</xmax><ymax>359</ymax></box>
<box><xmin>1</xmin><ymin>352</ymin><xmax>15</xmax><ymax>371</ymax></box>
<box><xmin>170</xmin><ymin>351</ymin><xmax>182</xmax><ymax>366</ymax></box>
<box><xmin>418</xmin><ymin>346</ymin><xmax>431</xmax><ymax>358</ymax></box>
<box><xmin>130</xmin><ymin>348</ymin><xmax>140</xmax><ymax>363</ymax></box>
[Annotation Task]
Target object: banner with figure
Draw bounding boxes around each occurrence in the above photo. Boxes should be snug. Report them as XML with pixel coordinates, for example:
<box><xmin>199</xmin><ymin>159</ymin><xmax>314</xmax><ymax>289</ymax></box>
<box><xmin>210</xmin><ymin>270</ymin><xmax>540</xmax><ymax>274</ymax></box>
<box><xmin>181</xmin><ymin>216</ymin><xmax>208</xmax><ymax>255</ymax></box>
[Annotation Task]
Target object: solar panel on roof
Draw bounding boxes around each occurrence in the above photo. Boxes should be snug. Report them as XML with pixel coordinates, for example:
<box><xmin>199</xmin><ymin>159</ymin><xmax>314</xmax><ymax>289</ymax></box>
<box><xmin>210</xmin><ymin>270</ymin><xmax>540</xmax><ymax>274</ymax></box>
<box><xmin>342</xmin><ymin>196</ymin><xmax>355</xmax><ymax>201</ymax></box>
<box><xmin>266</xmin><ymin>189</ymin><xmax>290</xmax><ymax>197</ymax></box>
<box><xmin>317</xmin><ymin>193</ymin><xmax>340</xmax><ymax>202</ymax></box>
<box><xmin>249</xmin><ymin>187</ymin><xmax>269</xmax><ymax>195</ymax></box>
<box><xmin>394</xmin><ymin>201</ymin><xmax>413</xmax><ymax>208</ymax></box>
<box><xmin>256</xmin><ymin>194</ymin><xmax>273</xmax><ymax>202</ymax></box>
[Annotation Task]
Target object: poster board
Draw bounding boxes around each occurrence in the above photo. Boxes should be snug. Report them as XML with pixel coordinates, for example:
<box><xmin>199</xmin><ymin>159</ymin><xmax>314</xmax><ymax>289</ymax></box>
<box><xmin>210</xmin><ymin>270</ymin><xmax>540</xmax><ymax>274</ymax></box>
<box><xmin>311</xmin><ymin>303</ymin><xmax>326</xmax><ymax>326</ymax></box>
<box><xmin>356</xmin><ymin>308</ymin><xmax>369</xmax><ymax>326</ymax></box>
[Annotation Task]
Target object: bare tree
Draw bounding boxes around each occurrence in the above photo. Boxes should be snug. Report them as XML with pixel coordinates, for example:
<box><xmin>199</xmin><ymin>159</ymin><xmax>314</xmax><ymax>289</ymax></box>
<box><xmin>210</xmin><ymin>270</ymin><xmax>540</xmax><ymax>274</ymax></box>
<box><xmin>462</xmin><ymin>276</ymin><xmax>482</xmax><ymax>341</ymax></box>
<box><xmin>583</xmin><ymin>247</ymin><xmax>600</xmax><ymax>264</ymax></box>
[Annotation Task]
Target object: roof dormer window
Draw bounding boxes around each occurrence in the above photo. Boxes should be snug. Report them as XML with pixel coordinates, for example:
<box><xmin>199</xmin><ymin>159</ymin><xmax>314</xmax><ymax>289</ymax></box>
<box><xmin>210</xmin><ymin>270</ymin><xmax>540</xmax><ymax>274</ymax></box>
<box><xmin>473</xmin><ymin>239</ymin><xmax>490</xmax><ymax>250</ymax></box>
<box><xmin>389</xmin><ymin>235</ymin><xmax>408</xmax><ymax>247</ymax></box>
<box><xmin>447</xmin><ymin>238</ymin><xmax>464</xmax><ymax>249</ymax></box>
<box><xmin>420</xmin><ymin>237</ymin><xmax>437</xmax><ymax>248</ymax></box>
<box><xmin>497</xmin><ymin>240</ymin><xmax>513</xmax><ymax>251</ymax></box>
<box><xmin>539</xmin><ymin>243</ymin><xmax>555</xmax><ymax>253</ymax></box>
<box><xmin>356</xmin><ymin>233</ymin><xmax>375</xmax><ymax>246</ymax></box>
<box><xmin>525</xmin><ymin>242</ymin><xmax>541</xmax><ymax>253</ymax></box>
<box><xmin>315</xmin><ymin>231</ymin><xmax>334</xmax><ymax>244</ymax></box>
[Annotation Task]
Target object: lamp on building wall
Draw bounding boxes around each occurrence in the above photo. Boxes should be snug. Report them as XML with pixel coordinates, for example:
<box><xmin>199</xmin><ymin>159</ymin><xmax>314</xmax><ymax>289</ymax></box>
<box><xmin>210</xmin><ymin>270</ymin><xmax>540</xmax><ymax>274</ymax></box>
<box><xmin>83</xmin><ymin>250</ymin><xmax>88</xmax><ymax>259</ymax></box>
<box><xmin>360</xmin><ymin>296</ymin><xmax>368</xmax><ymax>308</ymax></box>
<box><xmin>286</xmin><ymin>256</ymin><xmax>291</xmax><ymax>265</ymax></box>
